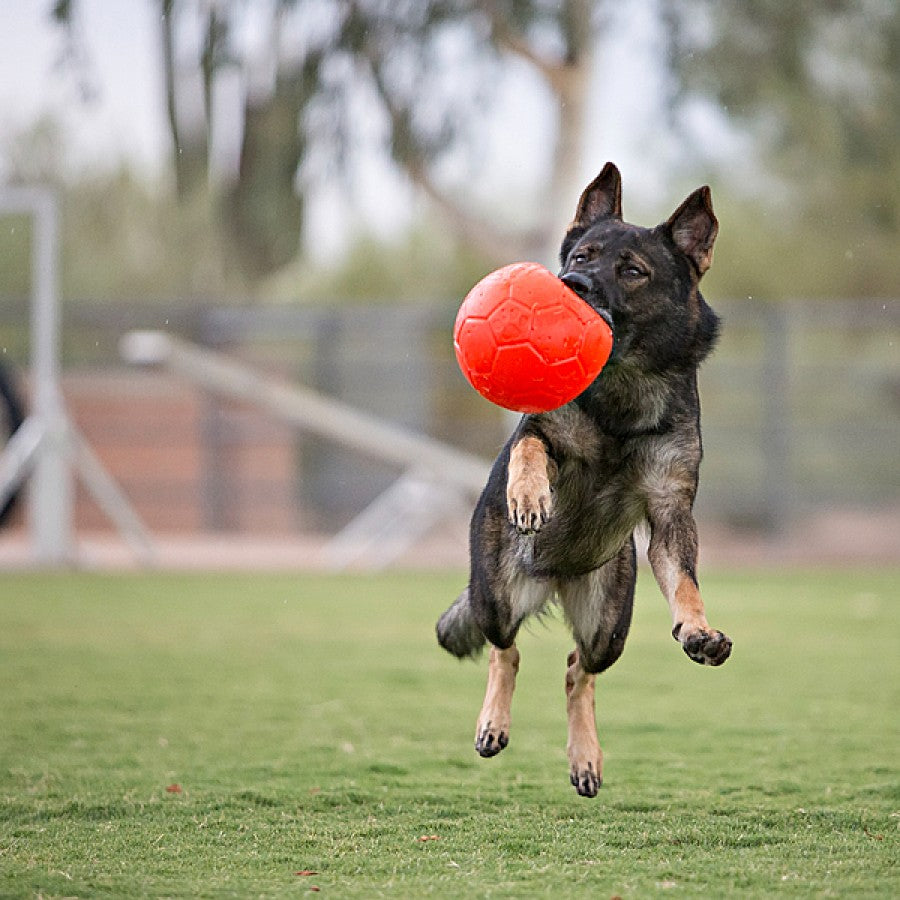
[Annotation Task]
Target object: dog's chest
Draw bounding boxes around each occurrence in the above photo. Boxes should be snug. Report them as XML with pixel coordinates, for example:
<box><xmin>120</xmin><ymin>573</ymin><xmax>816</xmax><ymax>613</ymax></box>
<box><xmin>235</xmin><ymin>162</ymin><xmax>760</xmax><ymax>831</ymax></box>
<box><xmin>531</xmin><ymin>441</ymin><xmax>648</xmax><ymax>575</ymax></box>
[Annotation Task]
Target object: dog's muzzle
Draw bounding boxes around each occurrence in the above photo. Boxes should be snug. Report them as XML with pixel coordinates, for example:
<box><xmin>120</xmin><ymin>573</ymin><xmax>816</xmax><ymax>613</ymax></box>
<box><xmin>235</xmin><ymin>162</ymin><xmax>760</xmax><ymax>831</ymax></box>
<box><xmin>559</xmin><ymin>271</ymin><xmax>593</xmax><ymax>296</ymax></box>
<box><xmin>559</xmin><ymin>271</ymin><xmax>614</xmax><ymax>330</ymax></box>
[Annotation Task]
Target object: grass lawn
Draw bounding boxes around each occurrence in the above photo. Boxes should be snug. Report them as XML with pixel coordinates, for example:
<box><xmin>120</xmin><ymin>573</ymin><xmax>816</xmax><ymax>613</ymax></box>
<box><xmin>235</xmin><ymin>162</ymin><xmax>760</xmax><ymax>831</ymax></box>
<box><xmin>0</xmin><ymin>567</ymin><xmax>897</xmax><ymax>897</ymax></box>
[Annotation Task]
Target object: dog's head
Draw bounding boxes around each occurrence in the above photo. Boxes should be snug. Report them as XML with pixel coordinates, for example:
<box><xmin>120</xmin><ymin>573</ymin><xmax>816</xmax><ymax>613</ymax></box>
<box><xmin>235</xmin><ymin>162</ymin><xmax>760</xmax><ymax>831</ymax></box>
<box><xmin>558</xmin><ymin>162</ymin><xmax>720</xmax><ymax>373</ymax></box>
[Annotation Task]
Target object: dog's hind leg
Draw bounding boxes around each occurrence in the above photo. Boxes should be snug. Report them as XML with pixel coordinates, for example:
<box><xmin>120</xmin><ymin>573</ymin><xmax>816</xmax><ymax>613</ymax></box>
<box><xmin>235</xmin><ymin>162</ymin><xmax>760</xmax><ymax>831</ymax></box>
<box><xmin>475</xmin><ymin>644</ymin><xmax>520</xmax><ymax>757</ymax></box>
<box><xmin>565</xmin><ymin>648</ymin><xmax>602</xmax><ymax>796</ymax></box>
<box><xmin>557</xmin><ymin>543</ymin><xmax>636</xmax><ymax>796</ymax></box>
<box><xmin>558</xmin><ymin>540</ymin><xmax>636</xmax><ymax>675</ymax></box>
<box><xmin>470</xmin><ymin>568</ymin><xmax>554</xmax><ymax>757</ymax></box>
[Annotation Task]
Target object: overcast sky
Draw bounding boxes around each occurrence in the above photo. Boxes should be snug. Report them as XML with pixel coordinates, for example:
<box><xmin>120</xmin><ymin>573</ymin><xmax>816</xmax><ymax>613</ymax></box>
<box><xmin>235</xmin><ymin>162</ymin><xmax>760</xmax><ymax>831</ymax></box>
<box><xmin>0</xmin><ymin>2</ymin><xmax>169</xmax><ymax>174</ymax></box>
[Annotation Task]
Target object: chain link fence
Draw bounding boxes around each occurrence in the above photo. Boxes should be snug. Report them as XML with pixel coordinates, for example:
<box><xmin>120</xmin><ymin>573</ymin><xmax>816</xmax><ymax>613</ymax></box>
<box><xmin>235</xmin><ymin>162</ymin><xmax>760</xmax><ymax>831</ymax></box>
<box><xmin>1</xmin><ymin>296</ymin><xmax>897</xmax><ymax>537</ymax></box>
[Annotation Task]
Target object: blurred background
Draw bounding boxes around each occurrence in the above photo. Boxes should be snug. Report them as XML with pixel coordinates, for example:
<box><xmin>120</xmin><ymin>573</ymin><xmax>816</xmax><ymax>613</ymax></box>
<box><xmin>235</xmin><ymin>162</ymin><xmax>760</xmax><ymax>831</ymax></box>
<box><xmin>0</xmin><ymin>0</ymin><xmax>897</xmax><ymax>569</ymax></box>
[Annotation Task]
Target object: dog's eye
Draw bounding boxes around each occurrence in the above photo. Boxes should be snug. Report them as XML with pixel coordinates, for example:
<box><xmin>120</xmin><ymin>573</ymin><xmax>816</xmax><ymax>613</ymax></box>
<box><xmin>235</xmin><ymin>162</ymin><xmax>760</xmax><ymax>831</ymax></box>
<box><xmin>621</xmin><ymin>264</ymin><xmax>648</xmax><ymax>280</ymax></box>
<box><xmin>572</xmin><ymin>252</ymin><xmax>588</xmax><ymax>265</ymax></box>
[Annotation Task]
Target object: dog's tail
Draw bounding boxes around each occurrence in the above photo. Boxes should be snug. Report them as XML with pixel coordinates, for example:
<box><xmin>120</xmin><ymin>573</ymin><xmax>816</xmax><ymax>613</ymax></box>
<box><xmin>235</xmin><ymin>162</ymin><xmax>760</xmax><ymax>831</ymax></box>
<box><xmin>436</xmin><ymin>587</ymin><xmax>485</xmax><ymax>659</ymax></box>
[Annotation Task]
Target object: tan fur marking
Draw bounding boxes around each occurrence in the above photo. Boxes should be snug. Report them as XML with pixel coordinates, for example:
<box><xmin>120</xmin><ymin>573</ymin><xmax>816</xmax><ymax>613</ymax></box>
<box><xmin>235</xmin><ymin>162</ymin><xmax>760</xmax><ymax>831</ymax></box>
<box><xmin>565</xmin><ymin>649</ymin><xmax>603</xmax><ymax>795</ymax></box>
<box><xmin>669</xmin><ymin>576</ymin><xmax>732</xmax><ymax>665</ymax></box>
<box><xmin>507</xmin><ymin>436</ymin><xmax>553</xmax><ymax>531</ymax></box>
<box><xmin>672</xmin><ymin>576</ymin><xmax>710</xmax><ymax>632</ymax></box>
<box><xmin>475</xmin><ymin>645</ymin><xmax>520</xmax><ymax>755</ymax></box>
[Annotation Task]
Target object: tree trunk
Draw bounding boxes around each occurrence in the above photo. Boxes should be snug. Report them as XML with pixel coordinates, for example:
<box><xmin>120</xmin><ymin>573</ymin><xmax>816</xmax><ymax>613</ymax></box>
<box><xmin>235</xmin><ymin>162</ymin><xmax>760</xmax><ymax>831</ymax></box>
<box><xmin>160</xmin><ymin>0</ymin><xmax>208</xmax><ymax>200</ymax></box>
<box><xmin>539</xmin><ymin>0</ymin><xmax>595</xmax><ymax>263</ymax></box>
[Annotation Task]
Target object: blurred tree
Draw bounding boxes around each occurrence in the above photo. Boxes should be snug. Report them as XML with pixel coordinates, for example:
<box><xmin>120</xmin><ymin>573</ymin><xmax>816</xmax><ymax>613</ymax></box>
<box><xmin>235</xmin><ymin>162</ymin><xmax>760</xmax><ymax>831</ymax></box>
<box><xmin>52</xmin><ymin>0</ymin><xmax>599</xmax><ymax>279</ymax></box>
<box><xmin>666</xmin><ymin>0</ymin><xmax>899</xmax><ymax>232</ymax></box>
<box><xmin>1</xmin><ymin>115</ymin><xmax>68</xmax><ymax>187</ymax></box>
<box><xmin>345</xmin><ymin>0</ymin><xmax>597</xmax><ymax>259</ymax></box>
<box><xmin>50</xmin><ymin>0</ymin><xmax>898</xmax><ymax>291</ymax></box>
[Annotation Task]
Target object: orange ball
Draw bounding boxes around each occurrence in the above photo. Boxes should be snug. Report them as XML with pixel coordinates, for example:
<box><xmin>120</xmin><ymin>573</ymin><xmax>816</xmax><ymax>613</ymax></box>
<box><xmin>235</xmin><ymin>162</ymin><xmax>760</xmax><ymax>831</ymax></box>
<box><xmin>453</xmin><ymin>262</ymin><xmax>613</xmax><ymax>413</ymax></box>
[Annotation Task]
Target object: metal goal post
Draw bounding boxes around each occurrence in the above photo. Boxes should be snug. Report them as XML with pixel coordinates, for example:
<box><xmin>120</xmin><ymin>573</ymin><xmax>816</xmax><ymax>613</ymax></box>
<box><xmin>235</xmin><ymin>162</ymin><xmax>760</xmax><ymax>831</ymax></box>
<box><xmin>0</xmin><ymin>186</ymin><xmax>153</xmax><ymax>566</ymax></box>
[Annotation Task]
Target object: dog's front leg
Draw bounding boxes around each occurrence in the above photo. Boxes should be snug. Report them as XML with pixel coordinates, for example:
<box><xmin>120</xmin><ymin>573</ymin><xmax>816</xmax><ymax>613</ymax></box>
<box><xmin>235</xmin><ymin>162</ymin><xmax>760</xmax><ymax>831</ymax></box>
<box><xmin>647</xmin><ymin>497</ymin><xmax>732</xmax><ymax>666</ymax></box>
<box><xmin>475</xmin><ymin>644</ymin><xmax>519</xmax><ymax>757</ymax></box>
<box><xmin>507</xmin><ymin>435</ymin><xmax>554</xmax><ymax>533</ymax></box>
<box><xmin>565</xmin><ymin>649</ymin><xmax>603</xmax><ymax>797</ymax></box>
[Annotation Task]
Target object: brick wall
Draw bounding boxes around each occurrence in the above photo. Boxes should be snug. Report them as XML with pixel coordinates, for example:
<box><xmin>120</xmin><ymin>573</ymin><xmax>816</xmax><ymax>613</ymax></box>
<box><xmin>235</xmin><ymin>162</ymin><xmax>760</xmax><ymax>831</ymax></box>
<box><xmin>63</xmin><ymin>370</ymin><xmax>300</xmax><ymax>533</ymax></box>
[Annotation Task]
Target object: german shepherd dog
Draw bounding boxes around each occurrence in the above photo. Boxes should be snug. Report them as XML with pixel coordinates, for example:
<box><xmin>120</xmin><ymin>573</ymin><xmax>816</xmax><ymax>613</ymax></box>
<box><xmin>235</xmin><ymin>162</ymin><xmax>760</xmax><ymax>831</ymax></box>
<box><xmin>437</xmin><ymin>163</ymin><xmax>732</xmax><ymax>797</ymax></box>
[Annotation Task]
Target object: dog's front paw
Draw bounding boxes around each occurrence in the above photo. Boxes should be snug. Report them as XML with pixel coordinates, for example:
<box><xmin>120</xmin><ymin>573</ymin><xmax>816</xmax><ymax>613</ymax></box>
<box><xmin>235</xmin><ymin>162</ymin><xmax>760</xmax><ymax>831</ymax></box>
<box><xmin>673</xmin><ymin>623</ymin><xmax>732</xmax><ymax>666</ymax></box>
<box><xmin>506</xmin><ymin>476</ymin><xmax>553</xmax><ymax>534</ymax></box>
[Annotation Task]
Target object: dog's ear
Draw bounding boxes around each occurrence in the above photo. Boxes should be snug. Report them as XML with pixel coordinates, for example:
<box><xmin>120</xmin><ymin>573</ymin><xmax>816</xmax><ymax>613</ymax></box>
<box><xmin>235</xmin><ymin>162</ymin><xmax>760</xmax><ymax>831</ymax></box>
<box><xmin>571</xmin><ymin>162</ymin><xmax>622</xmax><ymax>228</ymax></box>
<box><xmin>665</xmin><ymin>186</ymin><xmax>718</xmax><ymax>276</ymax></box>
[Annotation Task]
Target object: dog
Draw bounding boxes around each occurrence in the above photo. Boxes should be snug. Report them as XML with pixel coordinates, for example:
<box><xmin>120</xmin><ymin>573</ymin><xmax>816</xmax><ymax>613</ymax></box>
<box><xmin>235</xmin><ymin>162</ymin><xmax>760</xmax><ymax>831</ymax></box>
<box><xmin>436</xmin><ymin>162</ymin><xmax>732</xmax><ymax>797</ymax></box>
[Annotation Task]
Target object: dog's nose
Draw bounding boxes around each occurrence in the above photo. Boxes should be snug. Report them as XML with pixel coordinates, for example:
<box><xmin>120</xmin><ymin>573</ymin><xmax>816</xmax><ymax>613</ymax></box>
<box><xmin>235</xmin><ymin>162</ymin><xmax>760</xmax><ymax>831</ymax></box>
<box><xmin>559</xmin><ymin>271</ymin><xmax>593</xmax><ymax>296</ymax></box>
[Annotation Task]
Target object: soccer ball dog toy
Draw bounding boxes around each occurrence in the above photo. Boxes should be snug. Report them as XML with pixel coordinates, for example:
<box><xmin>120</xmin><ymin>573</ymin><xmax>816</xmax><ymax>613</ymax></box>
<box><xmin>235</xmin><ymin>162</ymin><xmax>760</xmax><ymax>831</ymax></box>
<box><xmin>453</xmin><ymin>262</ymin><xmax>614</xmax><ymax>413</ymax></box>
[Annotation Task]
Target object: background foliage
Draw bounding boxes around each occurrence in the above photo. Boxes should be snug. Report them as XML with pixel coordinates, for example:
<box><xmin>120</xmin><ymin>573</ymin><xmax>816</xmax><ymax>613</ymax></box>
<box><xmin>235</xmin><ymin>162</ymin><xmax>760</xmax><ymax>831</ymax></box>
<box><xmin>0</xmin><ymin>0</ymin><xmax>892</xmax><ymax>305</ymax></box>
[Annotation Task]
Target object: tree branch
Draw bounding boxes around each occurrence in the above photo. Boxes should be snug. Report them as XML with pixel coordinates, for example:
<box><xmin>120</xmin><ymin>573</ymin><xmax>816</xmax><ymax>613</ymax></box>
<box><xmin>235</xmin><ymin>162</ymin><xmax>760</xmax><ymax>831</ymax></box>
<box><xmin>362</xmin><ymin>49</ymin><xmax>541</xmax><ymax>260</ymax></box>
<box><xmin>480</xmin><ymin>0</ymin><xmax>590</xmax><ymax>97</ymax></box>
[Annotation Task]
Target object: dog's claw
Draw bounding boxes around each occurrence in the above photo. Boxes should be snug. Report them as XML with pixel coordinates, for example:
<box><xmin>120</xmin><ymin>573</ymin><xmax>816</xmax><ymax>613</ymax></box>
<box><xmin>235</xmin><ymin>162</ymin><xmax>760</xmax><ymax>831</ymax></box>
<box><xmin>570</xmin><ymin>765</ymin><xmax>602</xmax><ymax>798</ymax></box>
<box><xmin>475</xmin><ymin>725</ymin><xmax>508</xmax><ymax>758</ymax></box>
<box><xmin>673</xmin><ymin>624</ymin><xmax>732</xmax><ymax>666</ymax></box>
<box><xmin>508</xmin><ymin>492</ymin><xmax>553</xmax><ymax>534</ymax></box>
<box><xmin>513</xmin><ymin>509</ymin><xmax>543</xmax><ymax>533</ymax></box>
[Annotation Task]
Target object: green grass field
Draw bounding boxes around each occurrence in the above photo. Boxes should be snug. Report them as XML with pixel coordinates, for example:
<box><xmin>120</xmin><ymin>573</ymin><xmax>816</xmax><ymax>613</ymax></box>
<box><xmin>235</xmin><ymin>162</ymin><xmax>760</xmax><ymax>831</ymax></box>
<box><xmin>0</xmin><ymin>568</ymin><xmax>897</xmax><ymax>897</ymax></box>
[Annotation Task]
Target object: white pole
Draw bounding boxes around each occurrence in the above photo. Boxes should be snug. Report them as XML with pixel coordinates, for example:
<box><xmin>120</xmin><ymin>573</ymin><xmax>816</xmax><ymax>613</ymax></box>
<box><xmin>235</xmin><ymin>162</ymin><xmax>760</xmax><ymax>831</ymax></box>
<box><xmin>26</xmin><ymin>189</ymin><xmax>72</xmax><ymax>563</ymax></box>
<box><xmin>122</xmin><ymin>331</ymin><xmax>491</xmax><ymax>495</ymax></box>
<box><xmin>1</xmin><ymin>188</ymin><xmax>152</xmax><ymax>566</ymax></box>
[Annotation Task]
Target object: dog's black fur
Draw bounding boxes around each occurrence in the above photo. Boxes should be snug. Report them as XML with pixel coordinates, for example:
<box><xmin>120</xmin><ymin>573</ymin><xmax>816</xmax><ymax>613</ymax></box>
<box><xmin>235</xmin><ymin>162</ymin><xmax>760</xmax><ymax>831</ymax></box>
<box><xmin>437</xmin><ymin>163</ymin><xmax>732</xmax><ymax>796</ymax></box>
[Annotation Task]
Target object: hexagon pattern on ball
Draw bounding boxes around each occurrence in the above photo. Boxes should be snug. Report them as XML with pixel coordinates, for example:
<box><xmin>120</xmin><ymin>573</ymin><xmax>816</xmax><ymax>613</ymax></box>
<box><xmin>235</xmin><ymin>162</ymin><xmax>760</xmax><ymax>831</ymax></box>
<box><xmin>453</xmin><ymin>262</ymin><xmax>614</xmax><ymax>413</ymax></box>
